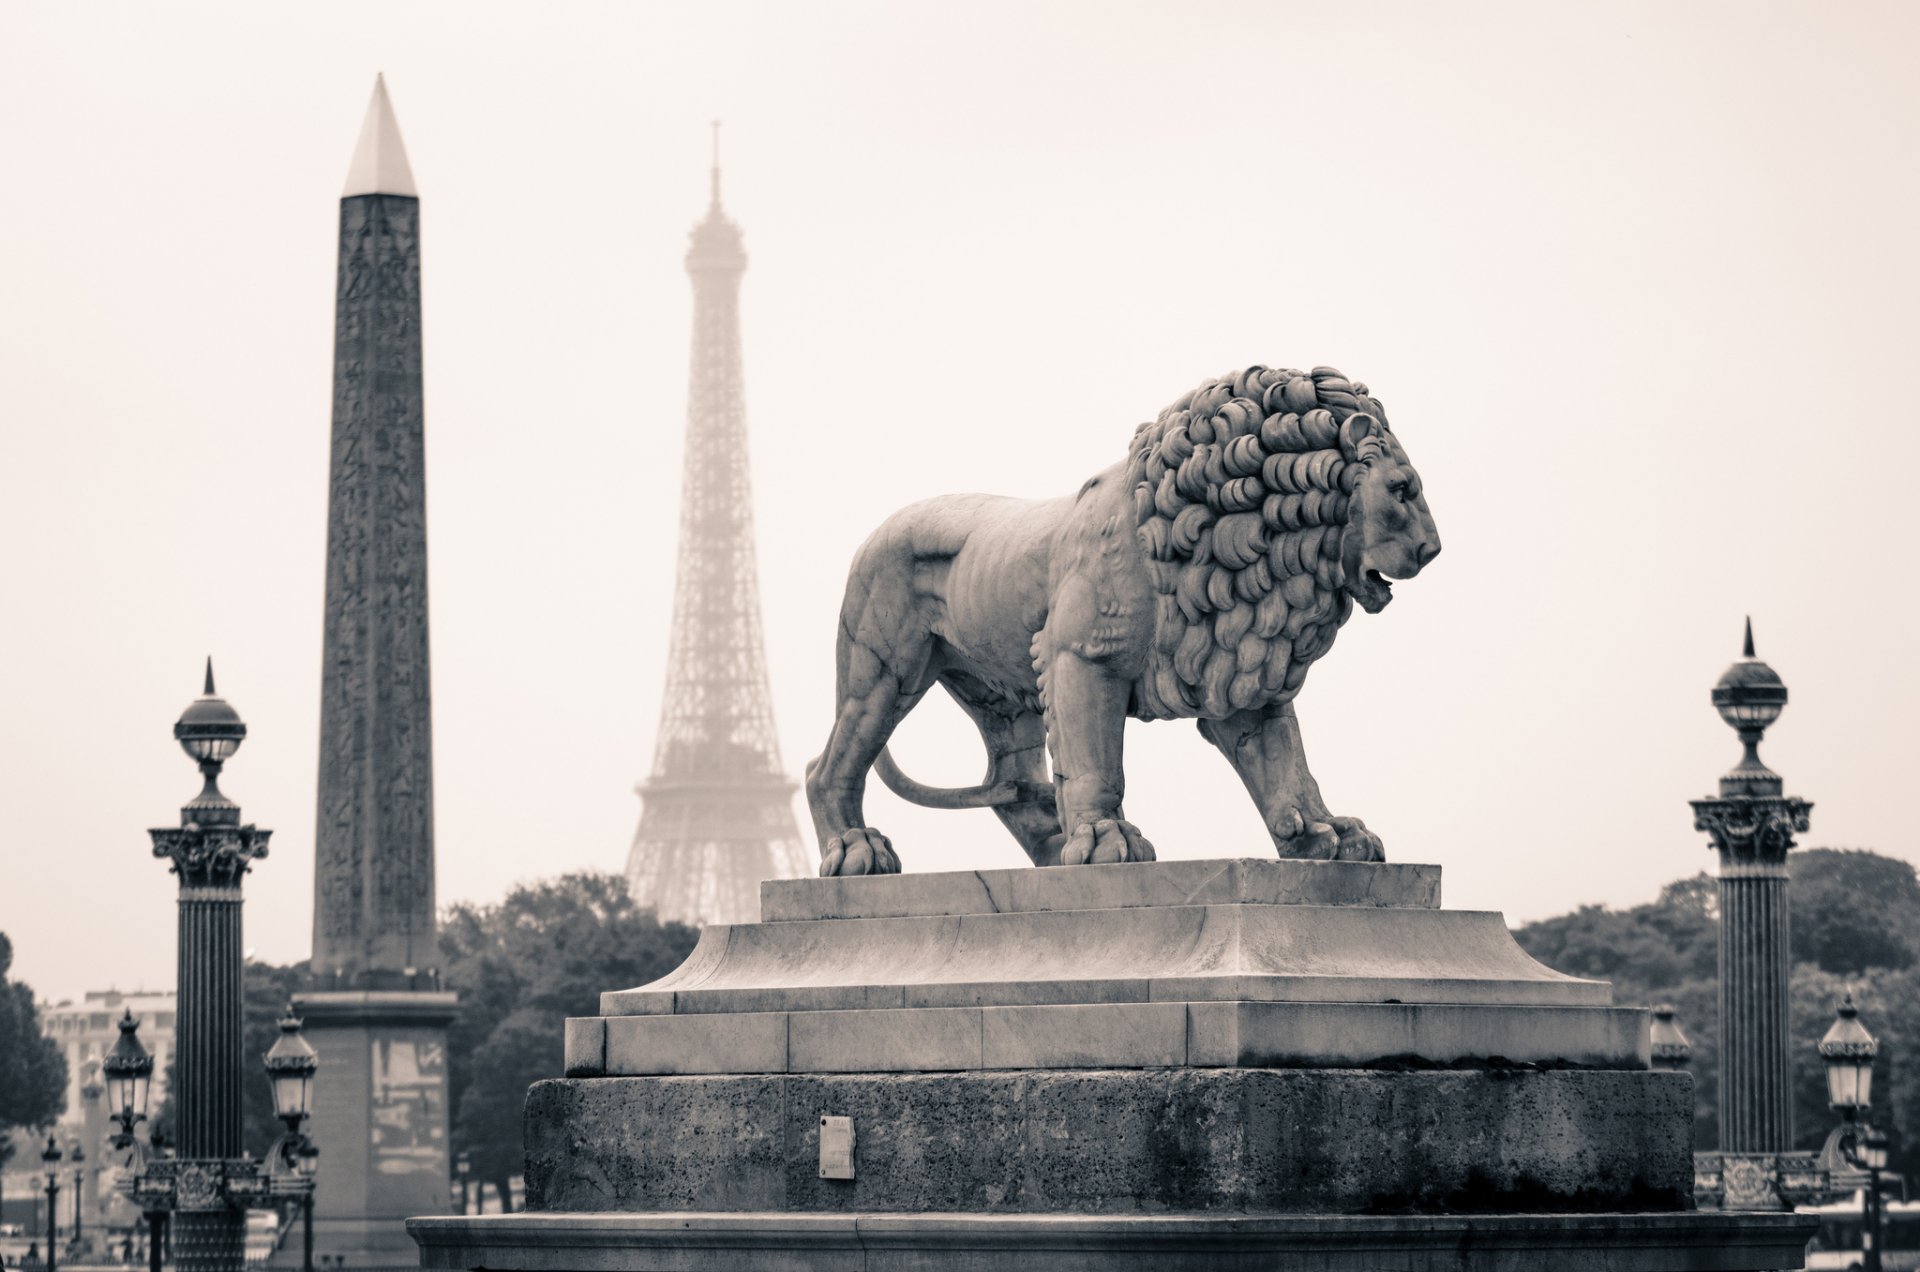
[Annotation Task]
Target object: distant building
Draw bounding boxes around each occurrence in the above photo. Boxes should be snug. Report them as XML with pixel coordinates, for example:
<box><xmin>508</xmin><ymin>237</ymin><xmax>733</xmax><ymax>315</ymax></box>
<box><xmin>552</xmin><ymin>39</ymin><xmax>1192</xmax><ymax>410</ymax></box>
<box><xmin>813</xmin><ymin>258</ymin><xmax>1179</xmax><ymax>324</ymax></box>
<box><xmin>39</xmin><ymin>989</ymin><xmax>176</xmax><ymax>1129</ymax></box>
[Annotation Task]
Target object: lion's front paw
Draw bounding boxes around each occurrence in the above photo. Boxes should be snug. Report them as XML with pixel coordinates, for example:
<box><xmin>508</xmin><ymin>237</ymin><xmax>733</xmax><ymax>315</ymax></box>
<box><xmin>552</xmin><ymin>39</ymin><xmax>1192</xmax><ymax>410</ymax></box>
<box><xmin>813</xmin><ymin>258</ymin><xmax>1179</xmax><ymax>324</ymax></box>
<box><xmin>820</xmin><ymin>828</ymin><xmax>901</xmax><ymax>877</ymax></box>
<box><xmin>1274</xmin><ymin>814</ymin><xmax>1383</xmax><ymax>863</ymax></box>
<box><xmin>1060</xmin><ymin>817</ymin><xmax>1156</xmax><ymax>866</ymax></box>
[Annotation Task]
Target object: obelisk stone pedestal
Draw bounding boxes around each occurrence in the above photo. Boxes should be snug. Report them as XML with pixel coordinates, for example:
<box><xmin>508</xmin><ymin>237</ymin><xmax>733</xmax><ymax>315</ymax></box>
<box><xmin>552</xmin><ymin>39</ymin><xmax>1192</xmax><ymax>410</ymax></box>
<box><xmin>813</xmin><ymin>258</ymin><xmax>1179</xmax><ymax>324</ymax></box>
<box><xmin>298</xmin><ymin>992</ymin><xmax>457</xmax><ymax>1264</ymax></box>
<box><xmin>306</xmin><ymin>76</ymin><xmax>452</xmax><ymax>1266</ymax></box>
<box><xmin>409</xmin><ymin>857</ymin><xmax>1817</xmax><ymax>1270</ymax></box>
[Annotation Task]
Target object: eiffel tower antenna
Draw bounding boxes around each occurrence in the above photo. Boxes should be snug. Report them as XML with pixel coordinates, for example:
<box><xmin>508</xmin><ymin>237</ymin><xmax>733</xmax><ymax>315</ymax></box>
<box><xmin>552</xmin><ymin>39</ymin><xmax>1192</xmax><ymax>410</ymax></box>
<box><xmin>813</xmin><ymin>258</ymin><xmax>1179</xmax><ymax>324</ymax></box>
<box><xmin>625</xmin><ymin>141</ymin><xmax>811</xmax><ymax>927</ymax></box>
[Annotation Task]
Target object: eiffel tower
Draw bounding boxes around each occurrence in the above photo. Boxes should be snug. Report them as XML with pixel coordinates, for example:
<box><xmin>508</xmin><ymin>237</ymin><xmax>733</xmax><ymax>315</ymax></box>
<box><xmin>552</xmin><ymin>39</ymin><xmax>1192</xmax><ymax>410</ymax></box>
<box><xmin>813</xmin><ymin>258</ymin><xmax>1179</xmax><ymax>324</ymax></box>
<box><xmin>625</xmin><ymin>128</ymin><xmax>812</xmax><ymax>927</ymax></box>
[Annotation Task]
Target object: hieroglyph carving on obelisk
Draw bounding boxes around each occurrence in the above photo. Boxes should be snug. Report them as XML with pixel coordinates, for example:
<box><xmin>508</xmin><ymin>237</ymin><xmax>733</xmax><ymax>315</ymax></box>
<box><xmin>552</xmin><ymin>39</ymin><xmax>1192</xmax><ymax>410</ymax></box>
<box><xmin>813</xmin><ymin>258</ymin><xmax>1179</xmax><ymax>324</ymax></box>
<box><xmin>313</xmin><ymin>73</ymin><xmax>438</xmax><ymax>989</ymax></box>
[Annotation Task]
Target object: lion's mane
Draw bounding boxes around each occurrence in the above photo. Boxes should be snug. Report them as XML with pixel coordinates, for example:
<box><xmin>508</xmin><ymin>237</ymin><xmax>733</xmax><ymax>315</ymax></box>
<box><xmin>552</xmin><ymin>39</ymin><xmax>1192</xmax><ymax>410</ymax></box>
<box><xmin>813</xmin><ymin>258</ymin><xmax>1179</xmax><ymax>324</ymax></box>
<box><xmin>1125</xmin><ymin>364</ymin><xmax>1400</xmax><ymax>720</ymax></box>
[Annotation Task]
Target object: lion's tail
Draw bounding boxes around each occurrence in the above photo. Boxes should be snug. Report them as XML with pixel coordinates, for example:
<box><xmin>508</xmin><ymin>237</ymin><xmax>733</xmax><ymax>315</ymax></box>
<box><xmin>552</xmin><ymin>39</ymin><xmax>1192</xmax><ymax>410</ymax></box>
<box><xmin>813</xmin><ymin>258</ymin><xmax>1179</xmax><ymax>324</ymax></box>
<box><xmin>873</xmin><ymin>748</ymin><xmax>1053</xmax><ymax>811</ymax></box>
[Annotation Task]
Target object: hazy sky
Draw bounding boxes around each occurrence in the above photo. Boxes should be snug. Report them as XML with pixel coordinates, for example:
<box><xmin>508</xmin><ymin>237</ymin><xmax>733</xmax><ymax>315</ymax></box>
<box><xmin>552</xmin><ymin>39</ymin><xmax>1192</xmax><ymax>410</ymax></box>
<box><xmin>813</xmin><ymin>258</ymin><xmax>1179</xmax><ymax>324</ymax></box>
<box><xmin>3</xmin><ymin>1</ymin><xmax>1916</xmax><ymax>1006</ymax></box>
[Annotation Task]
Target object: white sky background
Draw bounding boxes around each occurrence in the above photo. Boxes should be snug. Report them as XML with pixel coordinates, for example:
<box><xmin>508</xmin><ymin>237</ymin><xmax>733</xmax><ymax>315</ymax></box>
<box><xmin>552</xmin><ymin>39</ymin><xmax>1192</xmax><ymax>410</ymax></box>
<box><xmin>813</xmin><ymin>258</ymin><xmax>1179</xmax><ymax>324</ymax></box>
<box><xmin>2</xmin><ymin>0</ymin><xmax>1916</xmax><ymax>1004</ymax></box>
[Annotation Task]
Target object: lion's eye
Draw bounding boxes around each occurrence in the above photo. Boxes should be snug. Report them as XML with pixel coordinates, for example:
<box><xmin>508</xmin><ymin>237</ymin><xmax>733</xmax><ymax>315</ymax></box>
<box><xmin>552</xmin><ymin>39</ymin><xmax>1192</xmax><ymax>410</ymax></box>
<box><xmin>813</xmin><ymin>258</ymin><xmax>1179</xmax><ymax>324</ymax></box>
<box><xmin>1388</xmin><ymin>481</ymin><xmax>1410</xmax><ymax>502</ymax></box>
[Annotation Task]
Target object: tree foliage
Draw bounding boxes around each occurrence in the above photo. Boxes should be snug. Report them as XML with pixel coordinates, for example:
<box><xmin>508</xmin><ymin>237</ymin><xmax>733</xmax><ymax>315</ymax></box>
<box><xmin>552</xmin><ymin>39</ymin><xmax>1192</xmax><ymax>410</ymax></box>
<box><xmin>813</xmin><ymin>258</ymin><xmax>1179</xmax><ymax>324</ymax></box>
<box><xmin>440</xmin><ymin>871</ymin><xmax>698</xmax><ymax>1209</ymax></box>
<box><xmin>0</xmin><ymin>931</ymin><xmax>70</xmax><ymax>1171</ymax></box>
<box><xmin>1512</xmin><ymin>848</ymin><xmax>1920</xmax><ymax>1177</ymax></box>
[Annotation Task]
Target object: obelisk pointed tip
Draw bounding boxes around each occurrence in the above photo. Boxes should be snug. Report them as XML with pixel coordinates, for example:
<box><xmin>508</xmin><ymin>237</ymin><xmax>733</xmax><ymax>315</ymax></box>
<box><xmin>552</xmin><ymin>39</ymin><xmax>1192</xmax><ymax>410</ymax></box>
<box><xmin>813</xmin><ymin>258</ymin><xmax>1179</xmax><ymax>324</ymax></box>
<box><xmin>1743</xmin><ymin>616</ymin><xmax>1755</xmax><ymax>658</ymax></box>
<box><xmin>342</xmin><ymin>73</ymin><xmax>418</xmax><ymax>199</ymax></box>
<box><xmin>204</xmin><ymin>656</ymin><xmax>215</xmax><ymax>696</ymax></box>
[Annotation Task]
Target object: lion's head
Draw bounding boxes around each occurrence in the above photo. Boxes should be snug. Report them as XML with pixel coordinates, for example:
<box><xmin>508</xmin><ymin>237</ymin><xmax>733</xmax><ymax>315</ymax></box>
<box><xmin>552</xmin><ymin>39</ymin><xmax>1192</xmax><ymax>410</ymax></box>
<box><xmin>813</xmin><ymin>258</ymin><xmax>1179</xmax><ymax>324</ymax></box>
<box><xmin>1125</xmin><ymin>365</ymin><xmax>1439</xmax><ymax>720</ymax></box>
<box><xmin>1338</xmin><ymin>411</ymin><xmax>1441</xmax><ymax>614</ymax></box>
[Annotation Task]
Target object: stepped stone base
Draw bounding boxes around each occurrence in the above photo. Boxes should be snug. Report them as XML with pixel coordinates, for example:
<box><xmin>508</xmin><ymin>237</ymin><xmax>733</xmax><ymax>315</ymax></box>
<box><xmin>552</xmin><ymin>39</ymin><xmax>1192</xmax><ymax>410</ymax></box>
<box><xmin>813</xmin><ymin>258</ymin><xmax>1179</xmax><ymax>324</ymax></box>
<box><xmin>408</xmin><ymin>856</ymin><xmax>1814</xmax><ymax>1270</ymax></box>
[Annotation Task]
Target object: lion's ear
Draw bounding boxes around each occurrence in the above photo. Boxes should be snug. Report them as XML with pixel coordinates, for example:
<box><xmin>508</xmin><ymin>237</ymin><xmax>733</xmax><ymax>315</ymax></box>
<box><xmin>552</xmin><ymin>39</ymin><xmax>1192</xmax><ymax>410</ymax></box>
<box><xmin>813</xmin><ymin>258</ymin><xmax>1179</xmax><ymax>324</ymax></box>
<box><xmin>1340</xmin><ymin>412</ymin><xmax>1382</xmax><ymax>462</ymax></box>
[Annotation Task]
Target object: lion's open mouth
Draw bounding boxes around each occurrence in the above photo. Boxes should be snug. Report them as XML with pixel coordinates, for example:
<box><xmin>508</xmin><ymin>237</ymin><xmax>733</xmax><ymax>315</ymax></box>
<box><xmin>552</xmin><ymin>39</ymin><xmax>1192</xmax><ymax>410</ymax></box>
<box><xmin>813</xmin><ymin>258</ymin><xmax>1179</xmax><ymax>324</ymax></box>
<box><xmin>1349</xmin><ymin>568</ymin><xmax>1394</xmax><ymax>613</ymax></box>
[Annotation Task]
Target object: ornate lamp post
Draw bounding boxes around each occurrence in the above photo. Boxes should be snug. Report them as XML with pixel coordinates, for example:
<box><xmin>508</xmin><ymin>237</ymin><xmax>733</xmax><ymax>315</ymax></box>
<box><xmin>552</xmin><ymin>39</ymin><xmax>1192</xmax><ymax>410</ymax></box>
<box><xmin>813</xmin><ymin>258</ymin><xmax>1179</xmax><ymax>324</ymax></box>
<box><xmin>1691</xmin><ymin>621</ymin><xmax>1812</xmax><ymax>1157</ymax></box>
<box><xmin>103</xmin><ymin>1010</ymin><xmax>161</xmax><ymax>1272</ymax></box>
<box><xmin>115</xmin><ymin>664</ymin><xmax>314</xmax><ymax>1272</ymax></box>
<box><xmin>103</xmin><ymin>1009</ymin><xmax>156</xmax><ymax>1143</ymax></box>
<box><xmin>455</xmin><ymin>1152</ymin><xmax>472</xmax><ymax>1216</ymax></box>
<box><xmin>1819</xmin><ymin>995</ymin><xmax>1887</xmax><ymax>1272</ymax></box>
<box><xmin>41</xmin><ymin>1136</ymin><xmax>62</xmax><ymax>1272</ymax></box>
<box><xmin>263</xmin><ymin>1006</ymin><xmax>320</xmax><ymax>1272</ymax></box>
<box><xmin>1650</xmin><ymin>1005</ymin><xmax>1693</xmax><ymax>1073</ymax></box>
<box><xmin>68</xmin><ymin>1142</ymin><xmax>85</xmax><ymax>1255</ymax></box>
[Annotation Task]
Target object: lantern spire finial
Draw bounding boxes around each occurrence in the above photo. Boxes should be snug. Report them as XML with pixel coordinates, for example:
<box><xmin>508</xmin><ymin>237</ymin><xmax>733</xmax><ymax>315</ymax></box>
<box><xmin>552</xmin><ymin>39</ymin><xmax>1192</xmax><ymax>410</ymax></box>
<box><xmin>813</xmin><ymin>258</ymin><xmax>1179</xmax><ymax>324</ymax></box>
<box><xmin>204</xmin><ymin>656</ymin><xmax>216</xmax><ymax>696</ymax></box>
<box><xmin>1743</xmin><ymin>616</ymin><xmax>1754</xmax><ymax>659</ymax></box>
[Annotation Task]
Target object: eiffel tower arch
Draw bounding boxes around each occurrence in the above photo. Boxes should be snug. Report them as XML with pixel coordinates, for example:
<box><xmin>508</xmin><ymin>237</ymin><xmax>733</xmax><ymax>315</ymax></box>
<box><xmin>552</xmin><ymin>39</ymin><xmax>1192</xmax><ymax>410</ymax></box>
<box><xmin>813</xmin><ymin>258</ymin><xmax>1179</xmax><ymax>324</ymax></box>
<box><xmin>625</xmin><ymin>131</ymin><xmax>812</xmax><ymax>927</ymax></box>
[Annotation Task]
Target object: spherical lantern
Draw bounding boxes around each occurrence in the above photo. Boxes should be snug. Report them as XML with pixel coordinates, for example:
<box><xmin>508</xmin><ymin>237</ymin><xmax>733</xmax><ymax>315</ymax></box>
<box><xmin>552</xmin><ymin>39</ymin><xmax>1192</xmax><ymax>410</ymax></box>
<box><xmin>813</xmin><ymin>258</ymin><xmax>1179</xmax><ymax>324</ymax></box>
<box><xmin>175</xmin><ymin>659</ymin><xmax>247</xmax><ymax>766</ymax></box>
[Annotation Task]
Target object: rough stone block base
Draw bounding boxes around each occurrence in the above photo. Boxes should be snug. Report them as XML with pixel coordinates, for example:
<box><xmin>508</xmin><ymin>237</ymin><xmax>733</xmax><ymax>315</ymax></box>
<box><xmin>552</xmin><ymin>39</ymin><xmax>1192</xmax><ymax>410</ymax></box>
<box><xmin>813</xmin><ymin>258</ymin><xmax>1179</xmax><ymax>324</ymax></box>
<box><xmin>408</xmin><ymin>1210</ymin><xmax>1819</xmax><ymax>1272</ymax></box>
<box><xmin>526</xmin><ymin>1068</ymin><xmax>1692</xmax><ymax>1216</ymax></box>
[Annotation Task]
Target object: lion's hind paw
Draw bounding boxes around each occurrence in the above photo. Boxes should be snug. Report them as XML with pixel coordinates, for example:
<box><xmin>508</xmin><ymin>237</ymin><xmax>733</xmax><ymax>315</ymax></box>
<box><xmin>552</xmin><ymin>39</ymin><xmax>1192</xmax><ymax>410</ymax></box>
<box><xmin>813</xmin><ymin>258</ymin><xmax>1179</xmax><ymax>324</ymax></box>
<box><xmin>820</xmin><ymin>828</ymin><xmax>901</xmax><ymax>877</ymax></box>
<box><xmin>1060</xmin><ymin>817</ymin><xmax>1156</xmax><ymax>866</ymax></box>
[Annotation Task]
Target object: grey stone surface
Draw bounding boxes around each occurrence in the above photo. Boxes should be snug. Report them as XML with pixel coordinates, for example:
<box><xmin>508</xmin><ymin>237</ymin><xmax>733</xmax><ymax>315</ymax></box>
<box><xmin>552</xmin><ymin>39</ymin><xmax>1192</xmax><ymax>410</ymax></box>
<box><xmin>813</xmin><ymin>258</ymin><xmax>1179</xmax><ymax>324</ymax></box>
<box><xmin>523</xmin><ymin>1069</ymin><xmax>1693</xmax><ymax>1217</ymax></box>
<box><xmin>313</xmin><ymin>183</ymin><xmax>440</xmax><ymax>988</ymax></box>
<box><xmin>788</xmin><ymin>1007</ymin><xmax>981</xmax><ymax>1073</ymax></box>
<box><xmin>980</xmin><ymin>1002</ymin><xmax>1189</xmax><ymax>1070</ymax></box>
<box><xmin>568</xmin><ymin>1001</ymin><xmax>1648</xmax><ymax>1077</ymax></box>
<box><xmin>410</xmin><ymin>1210</ymin><xmax>1818</xmax><ymax>1272</ymax></box>
<box><xmin>599</xmin><ymin>893</ymin><xmax>1606</xmax><ymax>1018</ymax></box>
<box><xmin>759</xmin><ymin>858</ymin><xmax>1441</xmax><ymax>923</ymax></box>
<box><xmin>603</xmin><ymin>1011</ymin><xmax>788</xmax><ymax>1077</ymax></box>
<box><xmin>805</xmin><ymin>366</ymin><xmax>1441</xmax><ymax>879</ymax></box>
<box><xmin>294</xmin><ymin>991</ymin><xmax>457</xmax><ymax>1264</ymax></box>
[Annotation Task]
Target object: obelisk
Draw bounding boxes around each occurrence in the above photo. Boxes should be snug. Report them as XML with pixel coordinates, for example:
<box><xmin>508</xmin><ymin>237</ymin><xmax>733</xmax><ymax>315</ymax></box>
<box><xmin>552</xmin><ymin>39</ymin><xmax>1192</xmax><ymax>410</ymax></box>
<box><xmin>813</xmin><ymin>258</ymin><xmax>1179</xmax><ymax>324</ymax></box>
<box><xmin>294</xmin><ymin>75</ymin><xmax>456</xmax><ymax>1266</ymax></box>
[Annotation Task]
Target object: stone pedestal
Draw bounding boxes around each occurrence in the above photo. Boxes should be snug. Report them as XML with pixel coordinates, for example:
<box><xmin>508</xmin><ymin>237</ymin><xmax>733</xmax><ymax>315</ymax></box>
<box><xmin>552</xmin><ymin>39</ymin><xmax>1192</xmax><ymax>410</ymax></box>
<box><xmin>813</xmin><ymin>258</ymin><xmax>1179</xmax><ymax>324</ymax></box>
<box><xmin>299</xmin><ymin>992</ymin><xmax>457</xmax><ymax>1266</ymax></box>
<box><xmin>408</xmin><ymin>858</ymin><xmax>1814</xmax><ymax>1270</ymax></box>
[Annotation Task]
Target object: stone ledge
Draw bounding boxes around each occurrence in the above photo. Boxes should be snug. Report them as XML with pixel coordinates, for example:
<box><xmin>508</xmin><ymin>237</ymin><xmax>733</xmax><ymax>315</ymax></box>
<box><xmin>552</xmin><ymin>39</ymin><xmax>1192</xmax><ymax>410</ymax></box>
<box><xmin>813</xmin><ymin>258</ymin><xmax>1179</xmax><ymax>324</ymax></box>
<box><xmin>409</xmin><ymin>1210</ymin><xmax>1818</xmax><ymax>1272</ymax></box>
<box><xmin>758</xmin><ymin>858</ymin><xmax>1442</xmax><ymax>923</ymax></box>
<box><xmin>567</xmin><ymin>1000</ymin><xmax>1652</xmax><ymax>1076</ymax></box>
<box><xmin>294</xmin><ymin>990</ymin><xmax>461</xmax><ymax>1027</ymax></box>
<box><xmin>600</xmin><ymin>904</ymin><xmax>1605</xmax><ymax>1018</ymax></box>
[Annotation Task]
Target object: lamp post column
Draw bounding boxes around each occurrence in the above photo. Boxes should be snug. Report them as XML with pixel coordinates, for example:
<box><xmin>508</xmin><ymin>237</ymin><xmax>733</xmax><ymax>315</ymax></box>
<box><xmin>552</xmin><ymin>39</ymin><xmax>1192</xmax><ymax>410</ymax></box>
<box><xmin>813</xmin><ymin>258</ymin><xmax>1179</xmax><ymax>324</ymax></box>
<box><xmin>70</xmin><ymin>1146</ymin><xmax>85</xmax><ymax>1256</ymax></box>
<box><xmin>41</xmin><ymin>1137</ymin><xmax>62</xmax><ymax>1272</ymax></box>
<box><xmin>46</xmin><ymin>1176</ymin><xmax>60</xmax><ymax>1272</ymax></box>
<box><xmin>149</xmin><ymin>664</ymin><xmax>270</xmax><ymax>1272</ymax></box>
<box><xmin>1691</xmin><ymin>621</ymin><xmax>1810</xmax><ymax>1154</ymax></box>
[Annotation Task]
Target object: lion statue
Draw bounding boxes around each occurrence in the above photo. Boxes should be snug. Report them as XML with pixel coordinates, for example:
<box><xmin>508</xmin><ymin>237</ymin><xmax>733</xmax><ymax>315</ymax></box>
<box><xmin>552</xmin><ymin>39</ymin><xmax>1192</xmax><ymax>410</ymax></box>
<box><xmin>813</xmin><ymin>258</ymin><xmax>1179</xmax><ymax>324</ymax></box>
<box><xmin>804</xmin><ymin>364</ymin><xmax>1440</xmax><ymax>875</ymax></box>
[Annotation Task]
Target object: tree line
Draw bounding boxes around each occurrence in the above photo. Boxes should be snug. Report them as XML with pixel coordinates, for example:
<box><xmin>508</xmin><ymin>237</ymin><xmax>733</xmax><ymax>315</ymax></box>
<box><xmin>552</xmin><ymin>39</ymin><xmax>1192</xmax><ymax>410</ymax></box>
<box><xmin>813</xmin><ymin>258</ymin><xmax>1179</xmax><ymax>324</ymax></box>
<box><xmin>15</xmin><ymin>852</ymin><xmax>1913</xmax><ymax>1208</ymax></box>
<box><xmin>1513</xmin><ymin>847</ymin><xmax>1920</xmax><ymax>1179</ymax></box>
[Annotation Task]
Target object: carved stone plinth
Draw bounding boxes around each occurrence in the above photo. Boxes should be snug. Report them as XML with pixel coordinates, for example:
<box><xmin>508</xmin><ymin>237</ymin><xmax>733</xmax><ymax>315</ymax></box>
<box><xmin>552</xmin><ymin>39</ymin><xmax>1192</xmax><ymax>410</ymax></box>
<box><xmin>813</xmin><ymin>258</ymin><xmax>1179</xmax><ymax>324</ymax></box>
<box><xmin>297</xmin><ymin>992</ymin><xmax>457</xmax><ymax>1264</ymax></box>
<box><xmin>408</xmin><ymin>857</ymin><xmax>1815</xmax><ymax>1270</ymax></box>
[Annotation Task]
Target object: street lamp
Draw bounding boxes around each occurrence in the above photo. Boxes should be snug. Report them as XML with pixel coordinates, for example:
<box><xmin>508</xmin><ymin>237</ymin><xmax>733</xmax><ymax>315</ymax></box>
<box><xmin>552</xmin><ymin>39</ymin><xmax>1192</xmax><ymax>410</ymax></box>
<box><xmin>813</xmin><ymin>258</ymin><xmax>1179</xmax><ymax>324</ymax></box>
<box><xmin>1820</xmin><ymin>995</ymin><xmax>1886</xmax><ymax>1272</ymax></box>
<box><xmin>455</xmin><ymin>1152</ymin><xmax>472</xmax><ymax>1215</ymax></box>
<box><xmin>41</xmin><ymin>1135</ymin><xmax>62</xmax><ymax>1272</ymax></box>
<box><xmin>123</xmin><ymin>663</ymin><xmax>275</xmax><ymax>1272</ymax></box>
<box><xmin>1649</xmin><ymin>1005</ymin><xmax>1693</xmax><ymax>1072</ymax></box>
<box><xmin>264</xmin><ymin>1005</ymin><xmax>320</xmax><ymax>1272</ymax></box>
<box><xmin>103</xmin><ymin>1009</ymin><xmax>155</xmax><ymax>1148</ymax></box>
<box><xmin>264</xmin><ymin>1007</ymin><xmax>318</xmax><ymax>1127</ymax></box>
<box><xmin>69</xmin><ymin>1142</ymin><xmax>85</xmax><ymax>1256</ymax></box>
